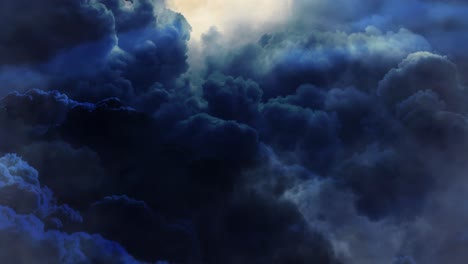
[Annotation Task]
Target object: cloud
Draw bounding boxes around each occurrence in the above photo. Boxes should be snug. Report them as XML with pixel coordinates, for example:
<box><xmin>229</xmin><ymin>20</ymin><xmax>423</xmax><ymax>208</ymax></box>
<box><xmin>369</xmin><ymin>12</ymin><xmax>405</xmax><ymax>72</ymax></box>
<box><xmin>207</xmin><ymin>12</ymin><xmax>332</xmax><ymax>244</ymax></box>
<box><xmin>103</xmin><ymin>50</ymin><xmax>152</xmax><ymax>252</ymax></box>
<box><xmin>0</xmin><ymin>154</ymin><xmax>142</xmax><ymax>263</ymax></box>
<box><xmin>171</xmin><ymin>113</ymin><xmax>259</xmax><ymax>164</ymax></box>
<box><xmin>2</xmin><ymin>47</ymin><xmax>468</xmax><ymax>262</ymax></box>
<box><xmin>378</xmin><ymin>52</ymin><xmax>462</xmax><ymax>108</ymax></box>
<box><xmin>168</xmin><ymin>0</ymin><xmax>292</xmax><ymax>40</ymax></box>
<box><xmin>0</xmin><ymin>0</ymin><xmax>115</xmax><ymax>65</ymax></box>
<box><xmin>334</xmin><ymin>144</ymin><xmax>432</xmax><ymax>220</ymax></box>
<box><xmin>196</xmin><ymin>191</ymin><xmax>340</xmax><ymax>264</ymax></box>
<box><xmin>199</xmin><ymin>26</ymin><xmax>431</xmax><ymax>98</ymax></box>
<box><xmin>0</xmin><ymin>86</ymin><xmax>344</xmax><ymax>262</ymax></box>
<box><xmin>3</xmin><ymin>0</ymin><xmax>468</xmax><ymax>263</ymax></box>
<box><xmin>0</xmin><ymin>206</ymin><xmax>140</xmax><ymax>264</ymax></box>
<box><xmin>202</xmin><ymin>73</ymin><xmax>262</xmax><ymax>126</ymax></box>
<box><xmin>0</xmin><ymin>0</ymin><xmax>191</xmax><ymax>103</ymax></box>
<box><xmin>260</xmin><ymin>98</ymin><xmax>341</xmax><ymax>173</ymax></box>
<box><xmin>1</xmin><ymin>89</ymin><xmax>83</xmax><ymax>125</ymax></box>
<box><xmin>84</xmin><ymin>195</ymin><xmax>195</xmax><ymax>262</ymax></box>
<box><xmin>18</xmin><ymin>142</ymin><xmax>107</xmax><ymax>209</ymax></box>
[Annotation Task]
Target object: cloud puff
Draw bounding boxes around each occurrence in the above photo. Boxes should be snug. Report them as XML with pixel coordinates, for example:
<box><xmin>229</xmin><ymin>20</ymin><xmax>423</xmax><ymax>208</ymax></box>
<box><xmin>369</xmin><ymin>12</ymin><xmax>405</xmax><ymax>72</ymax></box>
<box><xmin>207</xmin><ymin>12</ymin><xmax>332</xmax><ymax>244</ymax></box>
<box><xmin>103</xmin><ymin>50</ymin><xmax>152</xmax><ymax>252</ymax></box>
<box><xmin>1</xmin><ymin>89</ymin><xmax>84</xmax><ymax>125</ymax></box>
<box><xmin>0</xmin><ymin>206</ymin><xmax>140</xmax><ymax>264</ymax></box>
<box><xmin>18</xmin><ymin>142</ymin><xmax>107</xmax><ymax>209</ymax></box>
<box><xmin>260</xmin><ymin>99</ymin><xmax>341</xmax><ymax>173</ymax></box>
<box><xmin>0</xmin><ymin>0</ymin><xmax>191</xmax><ymax>103</ymax></box>
<box><xmin>378</xmin><ymin>52</ymin><xmax>463</xmax><ymax>109</ymax></box>
<box><xmin>171</xmin><ymin>113</ymin><xmax>259</xmax><ymax>163</ymax></box>
<box><xmin>0</xmin><ymin>154</ymin><xmax>142</xmax><ymax>263</ymax></box>
<box><xmin>200</xmin><ymin>26</ymin><xmax>431</xmax><ymax>98</ymax></box>
<box><xmin>202</xmin><ymin>73</ymin><xmax>262</xmax><ymax>126</ymax></box>
<box><xmin>334</xmin><ymin>144</ymin><xmax>432</xmax><ymax>220</ymax></box>
<box><xmin>0</xmin><ymin>0</ymin><xmax>115</xmax><ymax>65</ymax></box>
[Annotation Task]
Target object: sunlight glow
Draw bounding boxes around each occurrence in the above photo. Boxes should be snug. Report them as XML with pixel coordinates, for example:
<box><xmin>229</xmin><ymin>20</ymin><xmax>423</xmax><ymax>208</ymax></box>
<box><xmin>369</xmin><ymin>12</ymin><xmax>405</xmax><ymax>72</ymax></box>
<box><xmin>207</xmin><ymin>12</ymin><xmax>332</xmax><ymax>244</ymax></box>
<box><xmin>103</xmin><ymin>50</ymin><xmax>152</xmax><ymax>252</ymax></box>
<box><xmin>168</xmin><ymin>0</ymin><xmax>293</xmax><ymax>40</ymax></box>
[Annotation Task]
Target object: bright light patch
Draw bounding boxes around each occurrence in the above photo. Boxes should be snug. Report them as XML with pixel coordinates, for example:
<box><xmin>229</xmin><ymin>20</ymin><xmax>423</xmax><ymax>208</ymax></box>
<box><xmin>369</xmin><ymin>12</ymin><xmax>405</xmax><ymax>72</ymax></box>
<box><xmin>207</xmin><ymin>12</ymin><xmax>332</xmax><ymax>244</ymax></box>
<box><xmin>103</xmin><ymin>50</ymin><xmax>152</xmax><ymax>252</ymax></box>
<box><xmin>124</xmin><ymin>0</ymin><xmax>134</xmax><ymax>8</ymax></box>
<box><xmin>168</xmin><ymin>0</ymin><xmax>293</xmax><ymax>40</ymax></box>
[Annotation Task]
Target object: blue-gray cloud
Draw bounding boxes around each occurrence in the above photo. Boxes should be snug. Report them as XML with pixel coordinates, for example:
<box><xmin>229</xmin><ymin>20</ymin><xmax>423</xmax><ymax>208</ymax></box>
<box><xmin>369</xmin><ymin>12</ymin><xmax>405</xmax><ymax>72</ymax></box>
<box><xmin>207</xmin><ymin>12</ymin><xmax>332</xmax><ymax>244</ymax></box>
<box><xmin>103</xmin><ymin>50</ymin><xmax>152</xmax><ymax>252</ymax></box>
<box><xmin>1</xmin><ymin>0</ymin><xmax>468</xmax><ymax>263</ymax></box>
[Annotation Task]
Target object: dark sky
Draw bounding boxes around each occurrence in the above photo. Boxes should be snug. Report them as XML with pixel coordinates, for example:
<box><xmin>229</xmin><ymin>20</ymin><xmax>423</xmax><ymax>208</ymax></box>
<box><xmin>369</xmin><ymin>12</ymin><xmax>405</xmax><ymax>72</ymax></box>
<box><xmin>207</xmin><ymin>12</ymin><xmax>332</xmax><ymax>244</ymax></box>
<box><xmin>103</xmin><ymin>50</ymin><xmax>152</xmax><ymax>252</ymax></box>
<box><xmin>0</xmin><ymin>0</ymin><xmax>468</xmax><ymax>263</ymax></box>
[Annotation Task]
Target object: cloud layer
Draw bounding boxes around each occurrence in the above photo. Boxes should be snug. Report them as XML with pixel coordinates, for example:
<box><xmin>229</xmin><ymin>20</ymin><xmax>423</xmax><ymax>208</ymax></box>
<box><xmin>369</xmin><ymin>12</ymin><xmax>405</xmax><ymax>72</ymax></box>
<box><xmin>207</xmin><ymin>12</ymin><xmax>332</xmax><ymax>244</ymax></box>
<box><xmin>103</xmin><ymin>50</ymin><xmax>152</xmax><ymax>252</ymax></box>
<box><xmin>1</xmin><ymin>0</ymin><xmax>468</xmax><ymax>263</ymax></box>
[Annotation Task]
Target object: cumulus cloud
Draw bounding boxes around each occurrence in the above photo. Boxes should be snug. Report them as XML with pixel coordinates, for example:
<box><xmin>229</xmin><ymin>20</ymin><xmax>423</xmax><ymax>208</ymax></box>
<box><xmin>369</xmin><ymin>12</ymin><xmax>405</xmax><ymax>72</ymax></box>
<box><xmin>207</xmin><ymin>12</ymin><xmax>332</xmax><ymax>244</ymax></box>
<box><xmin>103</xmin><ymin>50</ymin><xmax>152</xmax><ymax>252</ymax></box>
<box><xmin>0</xmin><ymin>0</ymin><xmax>191</xmax><ymax>103</ymax></box>
<box><xmin>0</xmin><ymin>0</ymin><xmax>115</xmax><ymax>65</ymax></box>
<box><xmin>0</xmin><ymin>88</ymin><xmax>341</xmax><ymax>262</ymax></box>
<box><xmin>18</xmin><ymin>142</ymin><xmax>107</xmax><ymax>208</ymax></box>
<box><xmin>202</xmin><ymin>73</ymin><xmax>262</xmax><ymax>126</ymax></box>
<box><xmin>199</xmin><ymin>26</ymin><xmax>431</xmax><ymax>98</ymax></box>
<box><xmin>260</xmin><ymin>99</ymin><xmax>341</xmax><ymax>173</ymax></box>
<box><xmin>2</xmin><ymin>0</ymin><xmax>468</xmax><ymax>263</ymax></box>
<box><xmin>0</xmin><ymin>154</ymin><xmax>142</xmax><ymax>263</ymax></box>
<box><xmin>1</xmin><ymin>89</ymin><xmax>84</xmax><ymax>125</ymax></box>
<box><xmin>378</xmin><ymin>52</ymin><xmax>464</xmax><ymax>109</ymax></box>
<box><xmin>0</xmin><ymin>206</ymin><xmax>140</xmax><ymax>264</ymax></box>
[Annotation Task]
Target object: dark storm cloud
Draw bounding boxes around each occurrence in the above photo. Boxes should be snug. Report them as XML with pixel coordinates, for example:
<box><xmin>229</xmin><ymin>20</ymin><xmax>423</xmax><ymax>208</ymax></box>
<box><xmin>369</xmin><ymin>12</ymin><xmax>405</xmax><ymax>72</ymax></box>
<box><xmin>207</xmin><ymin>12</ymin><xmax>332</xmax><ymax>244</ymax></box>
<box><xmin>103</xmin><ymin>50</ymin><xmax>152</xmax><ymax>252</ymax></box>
<box><xmin>0</xmin><ymin>0</ymin><xmax>115</xmax><ymax>65</ymax></box>
<box><xmin>1</xmin><ymin>89</ymin><xmax>85</xmax><ymax>125</ymax></box>
<box><xmin>0</xmin><ymin>154</ymin><xmax>77</xmax><ymax>218</ymax></box>
<box><xmin>391</xmin><ymin>87</ymin><xmax>468</xmax><ymax>160</ymax></box>
<box><xmin>323</xmin><ymin>87</ymin><xmax>385</xmax><ymax>147</ymax></box>
<box><xmin>45</xmin><ymin>3</ymin><xmax>191</xmax><ymax>102</ymax></box>
<box><xmin>260</xmin><ymin>99</ymin><xmax>341</xmax><ymax>173</ymax></box>
<box><xmin>200</xmin><ymin>26</ymin><xmax>431</xmax><ymax>98</ymax></box>
<box><xmin>0</xmin><ymin>89</ymin><xmax>88</xmax><ymax>152</ymax></box>
<box><xmin>0</xmin><ymin>89</ymin><xmax>341</xmax><ymax>262</ymax></box>
<box><xmin>334</xmin><ymin>144</ymin><xmax>432</xmax><ymax>220</ymax></box>
<box><xmin>171</xmin><ymin>113</ymin><xmax>259</xmax><ymax>164</ymax></box>
<box><xmin>0</xmin><ymin>206</ymin><xmax>140</xmax><ymax>264</ymax></box>
<box><xmin>98</xmin><ymin>0</ymin><xmax>157</xmax><ymax>32</ymax></box>
<box><xmin>18</xmin><ymin>142</ymin><xmax>107</xmax><ymax>209</ymax></box>
<box><xmin>195</xmin><ymin>0</ymin><xmax>468</xmax><ymax>98</ymax></box>
<box><xmin>0</xmin><ymin>67</ymin><xmax>48</xmax><ymax>97</ymax></box>
<box><xmin>0</xmin><ymin>154</ymin><xmax>141</xmax><ymax>263</ymax></box>
<box><xmin>290</xmin><ymin>0</ymin><xmax>468</xmax><ymax>77</ymax></box>
<box><xmin>267</xmin><ymin>84</ymin><xmax>386</xmax><ymax>148</ymax></box>
<box><xmin>84</xmin><ymin>195</ymin><xmax>195</xmax><ymax>262</ymax></box>
<box><xmin>202</xmin><ymin>73</ymin><xmax>262</xmax><ymax>126</ymax></box>
<box><xmin>197</xmin><ymin>65</ymin><xmax>444</xmax><ymax>224</ymax></box>
<box><xmin>2</xmin><ymin>0</ymin><xmax>468</xmax><ymax>263</ymax></box>
<box><xmin>378</xmin><ymin>52</ymin><xmax>468</xmax><ymax>154</ymax></box>
<box><xmin>378</xmin><ymin>52</ymin><xmax>463</xmax><ymax>110</ymax></box>
<box><xmin>196</xmin><ymin>191</ymin><xmax>341</xmax><ymax>264</ymax></box>
<box><xmin>0</xmin><ymin>0</ymin><xmax>191</xmax><ymax>103</ymax></box>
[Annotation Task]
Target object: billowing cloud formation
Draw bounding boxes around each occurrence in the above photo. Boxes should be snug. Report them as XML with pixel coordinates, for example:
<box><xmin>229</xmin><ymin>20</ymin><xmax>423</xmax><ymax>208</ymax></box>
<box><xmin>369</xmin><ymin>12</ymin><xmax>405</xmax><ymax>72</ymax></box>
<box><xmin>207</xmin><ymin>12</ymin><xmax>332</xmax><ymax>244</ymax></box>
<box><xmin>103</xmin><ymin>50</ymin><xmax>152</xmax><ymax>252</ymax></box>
<box><xmin>199</xmin><ymin>26</ymin><xmax>431</xmax><ymax>98</ymax></box>
<box><xmin>0</xmin><ymin>154</ymin><xmax>141</xmax><ymax>263</ymax></box>
<box><xmin>0</xmin><ymin>0</ymin><xmax>115</xmax><ymax>65</ymax></box>
<box><xmin>0</xmin><ymin>0</ymin><xmax>191</xmax><ymax>103</ymax></box>
<box><xmin>0</xmin><ymin>89</ymin><xmax>340</xmax><ymax>263</ymax></box>
<box><xmin>1</xmin><ymin>0</ymin><xmax>468</xmax><ymax>263</ymax></box>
